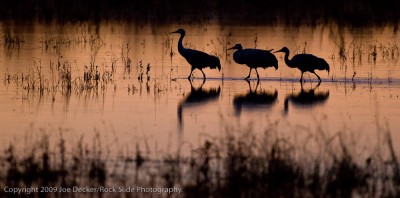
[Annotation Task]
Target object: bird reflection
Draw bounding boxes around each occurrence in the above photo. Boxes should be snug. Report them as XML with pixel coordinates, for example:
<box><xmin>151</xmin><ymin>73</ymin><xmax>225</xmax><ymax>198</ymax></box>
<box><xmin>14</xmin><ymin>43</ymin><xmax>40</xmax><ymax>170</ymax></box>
<box><xmin>284</xmin><ymin>82</ymin><xmax>329</xmax><ymax>114</ymax></box>
<box><xmin>178</xmin><ymin>79</ymin><xmax>221</xmax><ymax>128</ymax></box>
<box><xmin>233</xmin><ymin>80</ymin><xmax>278</xmax><ymax>115</ymax></box>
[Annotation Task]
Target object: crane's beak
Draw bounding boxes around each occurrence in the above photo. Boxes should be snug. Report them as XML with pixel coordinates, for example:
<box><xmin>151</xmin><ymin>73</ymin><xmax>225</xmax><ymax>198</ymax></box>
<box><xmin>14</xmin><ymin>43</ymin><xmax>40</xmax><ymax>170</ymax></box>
<box><xmin>170</xmin><ymin>30</ymin><xmax>179</xmax><ymax>34</ymax></box>
<box><xmin>274</xmin><ymin>49</ymin><xmax>283</xmax><ymax>54</ymax></box>
<box><xmin>227</xmin><ymin>46</ymin><xmax>236</xmax><ymax>50</ymax></box>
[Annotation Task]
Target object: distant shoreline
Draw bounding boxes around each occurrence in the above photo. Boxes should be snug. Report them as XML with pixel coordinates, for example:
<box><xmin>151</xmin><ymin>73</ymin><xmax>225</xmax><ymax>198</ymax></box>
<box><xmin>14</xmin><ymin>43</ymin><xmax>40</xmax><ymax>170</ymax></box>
<box><xmin>0</xmin><ymin>0</ymin><xmax>399</xmax><ymax>27</ymax></box>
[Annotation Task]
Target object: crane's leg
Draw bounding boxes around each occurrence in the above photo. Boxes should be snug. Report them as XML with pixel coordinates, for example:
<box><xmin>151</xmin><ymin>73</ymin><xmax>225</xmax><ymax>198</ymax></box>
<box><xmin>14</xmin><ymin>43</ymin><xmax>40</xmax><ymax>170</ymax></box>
<box><xmin>315</xmin><ymin>81</ymin><xmax>321</xmax><ymax>88</ymax></box>
<box><xmin>255</xmin><ymin>78</ymin><xmax>260</xmax><ymax>90</ymax></box>
<box><xmin>188</xmin><ymin>68</ymin><xmax>194</xmax><ymax>80</ymax></box>
<box><xmin>313</xmin><ymin>71</ymin><xmax>321</xmax><ymax>82</ymax></box>
<box><xmin>200</xmin><ymin>69</ymin><xmax>206</xmax><ymax>79</ymax></box>
<box><xmin>200</xmin><ymin>77</ymin><xmax>206</xmax><ymax>87</ymax></box>
<box><xmin>300</xmin><ymin>72</ymin><xmax>304</xmax><ymax>83</ymax></box>
<box><xmin>189</xmin><ymin>78</ymin><xmax>195</xmax><ymax>90</ymax></box>
<box><xmin>255</xmin><ymin>69</ymin><xmax>260</xmax><ymax>80</ymax></box>
<box><xmin>245</xmin><ymin>68</ymin><xmax>252</xmax><ymax>79</ymax></box>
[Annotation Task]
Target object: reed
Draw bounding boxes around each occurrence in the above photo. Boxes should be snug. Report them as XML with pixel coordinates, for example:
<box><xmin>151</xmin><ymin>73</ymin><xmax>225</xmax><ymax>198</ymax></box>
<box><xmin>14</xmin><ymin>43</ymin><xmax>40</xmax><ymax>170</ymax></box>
<box><xmin>2</xmin><ymin>28</ymin><xmax>23</xmax><ymax>49</ymax></box>
<box><xmin>1</xmin><ymin>118</ymin><xmax>399</xmax><ymax>197</ymax></box>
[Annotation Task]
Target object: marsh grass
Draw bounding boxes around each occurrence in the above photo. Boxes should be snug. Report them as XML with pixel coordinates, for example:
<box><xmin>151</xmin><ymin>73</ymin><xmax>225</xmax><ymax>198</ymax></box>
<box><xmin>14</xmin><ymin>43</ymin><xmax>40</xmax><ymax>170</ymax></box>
<box><xmin>0</xmin><ymin>130</ymin><xmax>108</xmax><ymax>197</ymax></box>
<box><xmin>4</xmin><ymin>56</ymin><xmax>115</xmax><ymax>98</ymax></box>
<box><xmin>1</xmin><ymin>118</ymin><xmax>399</xmax><ymax>197</ymax></box>
<box><xmin>3</xmin><ymin>48</ymin><xmax>176</xmax><ymax>101</ymax></box>
<box><xmin>333</xmin><ymin>39</ymin><xmax>399</xmax><ymax>65</ymax></box>
<box><xmin>40</xmin><ymin>33</ymin><xmax>90</xmax><ymax>56</ymax></box>
<box><xmin>1</xmin><ymin>28</ymin><xmax>23</xmax><ymax>50</ymax></box>
<box><xmin>137</xmin><ymin>60</ymin><xmax>144</xmax><ymax>82</ymax></box>
<box><xmin>121</xmin><ymin>43</ymin><xmax>132</xmax><ymax>69</ymax></box>
<box><xmin>2</xmin><ymin>32</ymin><xmax>116</xmax><ymax>97</ymax></box>
<box><xmin>327</xmin><ymin>38</ymin><xmax>400</xmax><ymax>83</ymax></box>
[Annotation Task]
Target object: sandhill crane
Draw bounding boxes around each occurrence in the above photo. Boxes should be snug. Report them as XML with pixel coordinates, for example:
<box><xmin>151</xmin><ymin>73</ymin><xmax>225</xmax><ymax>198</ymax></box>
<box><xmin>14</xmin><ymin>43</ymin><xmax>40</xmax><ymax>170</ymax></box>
<box><xmin>170</xmin><ymin>29</ymin><xmax>221</xmax><ymax>80</ymax></box>
<box><xmin>228</xmin><ymin>44</ymin><xmax>278</xmax><ymax>80</ymax></box>
<box><xmin>275</xmin><ymin>47</ymin><xmax>330</xmax><ymax>83</ymax></box>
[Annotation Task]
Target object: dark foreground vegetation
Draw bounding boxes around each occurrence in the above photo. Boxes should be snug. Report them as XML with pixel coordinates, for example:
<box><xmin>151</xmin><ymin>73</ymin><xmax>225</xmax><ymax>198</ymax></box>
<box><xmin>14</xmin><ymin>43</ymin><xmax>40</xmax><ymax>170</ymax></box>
<box><xmin>0</xmin><ymin>0</ymin><xmax>399</xmax><ymax>26</ymax></box>
<box><xmin>1</xmin><ymin>121</ymin><xmax>400</xmax><ymax>197</ymax></box>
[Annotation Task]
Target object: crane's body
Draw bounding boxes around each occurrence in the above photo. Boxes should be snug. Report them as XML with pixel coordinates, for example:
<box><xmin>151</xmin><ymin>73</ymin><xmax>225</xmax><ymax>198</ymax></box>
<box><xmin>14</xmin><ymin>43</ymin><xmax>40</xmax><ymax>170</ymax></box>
<box><xmin>171</xmin><ymin>29</ymin><xmax>221</xmax><ymax>80</ymax></box>
<box><xmin>228</xmin><ymin>44</ymin><xmax>278</xmax><ymax>80</ymax></box>
<box><xmin>275</xmin><ymin>47</ymin><xmax>330</xmax><ymax>83</ymax></box>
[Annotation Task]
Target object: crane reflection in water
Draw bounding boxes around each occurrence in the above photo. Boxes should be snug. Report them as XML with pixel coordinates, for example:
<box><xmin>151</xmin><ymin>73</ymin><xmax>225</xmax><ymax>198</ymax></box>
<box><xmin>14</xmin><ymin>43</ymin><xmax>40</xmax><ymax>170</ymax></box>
<box><xmin>177</xmin><ymin>79</ymin><xmax>221</xmax><ymax>129</ymax></box>
<box><xmin>233</xmin><ymin>80</ymin><xmax>278</xmax><ymax>116</ymax></box>
<box><xmin>284</xmin><ymin>82</ymin><xmax>329</xmax><ymax>114</ymax></box>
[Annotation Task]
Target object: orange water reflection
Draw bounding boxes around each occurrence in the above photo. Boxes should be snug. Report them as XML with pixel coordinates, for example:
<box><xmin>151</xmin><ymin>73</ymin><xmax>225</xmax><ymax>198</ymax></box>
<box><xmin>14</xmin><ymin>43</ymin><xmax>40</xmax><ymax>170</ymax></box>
<box><xmin>0</xmin><ymin>22</ymin><xmax>399</xmax><ymax>156</ymax></box>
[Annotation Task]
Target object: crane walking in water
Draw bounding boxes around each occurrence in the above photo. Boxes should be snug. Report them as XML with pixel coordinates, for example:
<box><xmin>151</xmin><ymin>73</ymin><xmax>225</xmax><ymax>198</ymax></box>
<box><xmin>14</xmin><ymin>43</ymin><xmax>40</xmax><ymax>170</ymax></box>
<box><xmin>227</xmin><ymin>44</ymin><xmax>278</xmax><ymax>80</ymax></box>
<box><xmin>170</xmin><ymin>29</ymin><xmax>221</xmax><ymax>80</ymax></box>
<box><xmin>275</xmin><ymin>47</ymin><xmax>330</xmax><ymax>83</ymax></box>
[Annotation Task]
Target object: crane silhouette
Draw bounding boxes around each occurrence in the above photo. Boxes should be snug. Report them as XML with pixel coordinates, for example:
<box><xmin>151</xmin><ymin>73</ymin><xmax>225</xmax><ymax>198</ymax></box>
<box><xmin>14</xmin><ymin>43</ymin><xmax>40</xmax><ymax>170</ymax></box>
<box><xmin>177</xmin><ymin>79</ymin><xmax>221</xmax><ymax>128</ymax></box>
<box><xmin>233</xmin><ymin>80</ymin><xmax>278</xmax><ymax>115</ymax></box>
<box><xmin>275</xmin><ymin>47</ymin><xmax>330</xmax><ymax>83</ymax></box>
<box><xmin>227</xmin><ymin>44</ymin><xmax>278</xmax><ymax>80</ymax></box>
<box><xmin>170</xmin><ymin>29</ymin><xmax>221</xmax><ymax>80</ymax></box>
<box><xmin>284</xmin><ymin>82</ymin><xmax>329</xmax><ymax>114</ymax></box>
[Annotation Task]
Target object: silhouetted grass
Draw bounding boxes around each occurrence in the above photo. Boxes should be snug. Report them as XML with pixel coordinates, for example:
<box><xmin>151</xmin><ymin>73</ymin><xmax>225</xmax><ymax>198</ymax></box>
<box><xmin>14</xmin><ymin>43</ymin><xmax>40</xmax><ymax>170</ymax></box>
<box><xmin>1</xmin><ymin>119</ymin><xmax>399</xmax><ymax>197</ymax></box>
<box><xmin>2</xmin><ymin>33</ymin><xmax>119</xmax><ymax>96</ymax></box>
<box><xmin>2</xmin><ymin>27</ymin><xmax>23</xmax><ymax>49</ymax></box>
<box><xmin>0</xmin><ymin>132</ymin><xmax>107</xmax><ymax>197</ymax></box>
<box><xmin>0</xmin><ymin>0</ymin><xmax>399</xmax><ymax>26</ymax></box>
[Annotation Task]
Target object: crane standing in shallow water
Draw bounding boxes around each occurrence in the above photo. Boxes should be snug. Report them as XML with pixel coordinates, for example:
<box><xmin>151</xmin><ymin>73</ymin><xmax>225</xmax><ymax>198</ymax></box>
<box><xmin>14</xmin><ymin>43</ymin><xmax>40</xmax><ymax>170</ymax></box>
<box><xmin>170</xmin><ymin>29</ymin><xmax>221</xmax><ymax>80</ymax></box>
<box><xmin>275</xmin><ymin>47</ymin><xmax>330</xmax><ymax>83</ymax></box>
<box><xmin>228</xmin><ymin>44</ymin><xmax>278</xmax><ymax>80</ymax></box>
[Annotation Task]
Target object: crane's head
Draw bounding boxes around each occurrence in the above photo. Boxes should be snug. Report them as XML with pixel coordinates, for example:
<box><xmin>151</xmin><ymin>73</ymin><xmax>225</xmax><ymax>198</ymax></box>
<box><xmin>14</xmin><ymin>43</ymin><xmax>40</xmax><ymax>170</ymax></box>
<box><xmin>274</xmin><ymin>47</ymin><xmax>289</xmax><ymax>54</ymax></box>
<box><xmin>325</xmin><ymin>64</ymin><xmax>330</xmax><ymax>76</ymax></box>
<box><xmin>227</xmin><ymin>44</ymin><xmax>243</xmax><ymax>51</ymax></box>
<box><xmin>317</xmin><ymin>58</ymin><xmax>330</xmax><ymax>75</ymax></box>
<box><xmin>170</xmin><ymin>29</ymin><xmax>185</xmax><ymax>35</ymax></box>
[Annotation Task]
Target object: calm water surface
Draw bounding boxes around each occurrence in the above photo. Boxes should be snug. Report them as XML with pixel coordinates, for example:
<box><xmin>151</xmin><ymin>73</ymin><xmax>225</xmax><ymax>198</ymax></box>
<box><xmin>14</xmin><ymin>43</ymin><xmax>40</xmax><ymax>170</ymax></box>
<box><xmin>0</xmin><ymin>22</ymin><xmax>399</xmax><ymax>155</ymax></box>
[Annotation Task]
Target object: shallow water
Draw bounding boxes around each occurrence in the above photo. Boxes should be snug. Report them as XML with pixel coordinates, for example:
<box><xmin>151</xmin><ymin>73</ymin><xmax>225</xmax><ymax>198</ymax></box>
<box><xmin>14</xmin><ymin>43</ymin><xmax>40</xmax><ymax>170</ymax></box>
<box><xmin>0</xmin><ymin>22</ymin><xmax>399</xmax><ymax>156</ymax></box>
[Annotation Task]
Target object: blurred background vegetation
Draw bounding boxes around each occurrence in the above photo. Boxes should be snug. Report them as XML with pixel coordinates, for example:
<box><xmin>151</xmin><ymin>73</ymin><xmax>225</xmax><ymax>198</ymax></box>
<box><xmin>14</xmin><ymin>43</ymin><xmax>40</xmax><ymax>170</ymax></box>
<box><xmin>0</xmin><ymin>0</ymin><xmax>399</xmax><ymax>26</ymax></box>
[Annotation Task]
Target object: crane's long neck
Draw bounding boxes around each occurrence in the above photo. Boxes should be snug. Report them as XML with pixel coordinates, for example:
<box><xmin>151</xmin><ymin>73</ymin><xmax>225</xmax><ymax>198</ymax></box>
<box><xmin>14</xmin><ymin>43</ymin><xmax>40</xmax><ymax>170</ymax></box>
<box><xmin>177</xmin><ymin>33</ymin><xmax>186</xmax><ymax>55</ymax></box>
<box><xmin>283</xmin><ymin>50</ymin><xmax>296</xmax><ymax>69</ymax></box>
